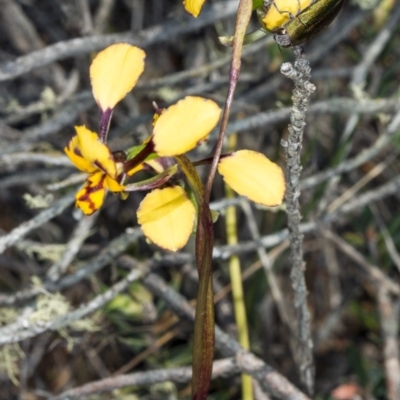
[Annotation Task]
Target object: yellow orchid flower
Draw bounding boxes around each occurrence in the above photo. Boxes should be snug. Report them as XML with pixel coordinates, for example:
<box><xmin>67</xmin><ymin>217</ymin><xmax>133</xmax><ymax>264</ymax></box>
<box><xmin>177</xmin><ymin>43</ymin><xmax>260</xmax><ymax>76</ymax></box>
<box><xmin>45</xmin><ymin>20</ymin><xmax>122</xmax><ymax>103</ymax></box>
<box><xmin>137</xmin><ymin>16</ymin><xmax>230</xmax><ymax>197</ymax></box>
<box><xmin>65</xmin><ymin>126</ymin><xmax>125</xmax><ymax>215</ymax></box>
<box><xmin>183</xmin><ymin>0</ymin><xmax>207</xmax><ymax>17</ymax></box>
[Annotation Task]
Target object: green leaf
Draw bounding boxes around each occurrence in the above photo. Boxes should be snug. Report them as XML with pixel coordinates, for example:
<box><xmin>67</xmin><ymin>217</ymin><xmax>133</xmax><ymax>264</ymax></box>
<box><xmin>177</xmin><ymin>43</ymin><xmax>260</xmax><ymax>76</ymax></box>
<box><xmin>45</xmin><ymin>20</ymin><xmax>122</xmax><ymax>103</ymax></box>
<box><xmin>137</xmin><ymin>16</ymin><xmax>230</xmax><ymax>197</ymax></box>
<box><xmin>125</xmin><ymin>144</ymin><xmax>158</xmax><ymax>162</ymax></box>
<box><xmin>252</xmin><ymin>0</ymin><xmax>263</xmax><ymax>9</ymax></box>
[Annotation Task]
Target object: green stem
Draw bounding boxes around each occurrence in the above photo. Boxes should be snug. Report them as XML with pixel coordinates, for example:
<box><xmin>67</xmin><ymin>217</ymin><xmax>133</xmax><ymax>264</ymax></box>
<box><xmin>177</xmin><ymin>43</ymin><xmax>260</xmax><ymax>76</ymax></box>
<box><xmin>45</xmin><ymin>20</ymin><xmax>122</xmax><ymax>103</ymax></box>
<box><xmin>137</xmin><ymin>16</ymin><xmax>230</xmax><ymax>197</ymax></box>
<box><xmin>225</xmin><ymin>134</ymin><xmax>253</xmax><ymax>400</ymax></box>
<box><xmin>175</xmin><ymin>155</ymin><xmax>215</xmax><ymax>400</ymax></box>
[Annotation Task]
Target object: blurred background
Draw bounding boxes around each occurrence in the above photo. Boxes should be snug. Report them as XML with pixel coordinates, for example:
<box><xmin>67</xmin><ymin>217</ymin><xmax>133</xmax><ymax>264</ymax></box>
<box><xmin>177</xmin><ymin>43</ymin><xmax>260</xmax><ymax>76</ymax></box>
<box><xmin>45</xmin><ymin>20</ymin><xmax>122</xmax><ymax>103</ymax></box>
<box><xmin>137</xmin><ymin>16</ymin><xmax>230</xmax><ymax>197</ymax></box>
<box><xmin>0</xmin><ymin>0</ymin><xmax>399</xmax><ymax>399</ymax></box>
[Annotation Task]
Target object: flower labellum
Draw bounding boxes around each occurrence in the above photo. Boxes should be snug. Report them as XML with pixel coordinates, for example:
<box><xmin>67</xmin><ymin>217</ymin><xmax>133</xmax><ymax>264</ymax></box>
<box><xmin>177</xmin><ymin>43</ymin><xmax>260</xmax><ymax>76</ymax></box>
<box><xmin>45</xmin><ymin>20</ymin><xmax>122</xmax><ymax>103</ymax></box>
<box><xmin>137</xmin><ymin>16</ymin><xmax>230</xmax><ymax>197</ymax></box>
<box><xmin>64</xmin><ymin>126</ymin><xmax>125</xmax><ymax>215</ymax></box>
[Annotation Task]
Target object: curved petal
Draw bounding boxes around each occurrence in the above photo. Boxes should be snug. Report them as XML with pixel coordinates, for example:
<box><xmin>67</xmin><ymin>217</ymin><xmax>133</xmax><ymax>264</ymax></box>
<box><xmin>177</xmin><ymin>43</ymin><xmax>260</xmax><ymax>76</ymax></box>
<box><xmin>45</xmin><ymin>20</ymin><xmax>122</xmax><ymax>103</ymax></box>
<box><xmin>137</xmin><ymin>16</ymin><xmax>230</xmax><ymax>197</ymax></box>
<box><xmin>90</xmin><ymin>43</ymin><xmax>145</xmax><ymax>111</ymax></box>
<box><xmin>137</xmin><ymin>186</ymin><xmax>196</xmax><ymax>251</ymax></box>
<box><xmin>75</xmin><ymin>125</ymin><xmax>117</xmax><ymax>178</ymax></box>
<box><xmin>64</xmin><ymin>135</ymin><xmax>96</xmax><ymax>173</ymax></box>
<box><xmin>75</xmin><ymin>171</ymin><xmax>107</xmax><ymax>215</ymax></box>
<box><xmin>126</xmin><ymin>163</ymin><xmax>144</xmax><ymax>176</ymax></box>
<box><xmin>218</xmin><ymin>150</ymin><xmax>286</xmax><ymax>206</ymax></box>
<box><xmin>262</xmin><ymin>0</ymin><xmax>311</xmax><ymax>32</ymax></box>
<box><xmin>152</xmin><ymin>96</ymin><xmax>221</xmax><ymax>156</ymax></box>
<box><xmin>104</xmin><ymin>175</ymin><xmax>125</xmax><ymax>192</ymax></box>
<box><xmin>183</xmin><ymin>0</ymin><xmax>206</xmax><ymax>17</ymax></box>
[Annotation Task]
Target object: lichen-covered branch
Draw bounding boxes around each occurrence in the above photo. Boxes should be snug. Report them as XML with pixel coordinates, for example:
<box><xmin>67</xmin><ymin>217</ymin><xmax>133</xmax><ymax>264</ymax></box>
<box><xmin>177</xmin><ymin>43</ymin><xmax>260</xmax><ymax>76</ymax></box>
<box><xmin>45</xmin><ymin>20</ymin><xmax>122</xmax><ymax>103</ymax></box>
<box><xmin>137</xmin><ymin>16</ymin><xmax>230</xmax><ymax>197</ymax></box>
<box><xmin>280</xmin><ymin>47</ymin><xmax>316</xmax><ymax>395</ymax></box>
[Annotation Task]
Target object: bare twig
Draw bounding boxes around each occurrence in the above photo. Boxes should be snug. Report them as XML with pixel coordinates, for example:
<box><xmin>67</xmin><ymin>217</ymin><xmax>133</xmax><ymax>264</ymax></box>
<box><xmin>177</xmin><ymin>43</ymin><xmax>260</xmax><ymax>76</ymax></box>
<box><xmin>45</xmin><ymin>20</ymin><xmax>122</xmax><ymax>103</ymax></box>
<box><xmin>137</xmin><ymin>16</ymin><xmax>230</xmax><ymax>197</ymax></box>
<box><xmin>0</xmin><ymin>0</ymin><xmax>67</xmax><ymax>91</ymax></box>
<box><xmin>76</xmin><ymin>0</ymin><xmax>94</xmax><ymax>36</ymax></box>
<box><xmin>376</xmin><ymin>288</ymin><xmax>400</xmax><ymax>400</ymax></box>
<box><xmin>301</xmin><ymin>111</ymin><xmax>400</xmax><ymax>190</ymax></box>
<box><xmin>137</xmin><ymin>35</ymin><xmax>271</xmax><ymax>90</ymax></box>
<box><xmin>46</xmin><ymin>173</ymin><xmax>86</xmax><ymax>191</ymax></box>
<box><xmin>327</xmin><ymin>154</ymin><xmax>395</xmax><ymax>213</ymax></box>
<box><xmin>0</xmin><ymin>153</ymin><xmax>72</xmax><ymax>170</ymax></box>
<box><xmin>371</xmin><ymin>204</ymin><xmax>400</xmax><ymax>274</ymax></box>
<box><xmin>46</xmin><ymin>214</ymin><xmax>98</xmax><ymax>282</ymax></box>
<box><xmin>280</xmin><ymin>48</ymin><xmax>315</xmax><ymax>395</ymax></box>
<box><xmin>1</xmin><ymin>93</ymin><xmax>93</xmax><ymax>154</ymax></box>
<box><xmin>0</xmin><ymin>229</ymin><xmax>143</xmax><ymax>306</ymax></box>
<box><xmin>241</xmin><ymin>10</ymin><xmax>367</xmax><ymax>104</ymax></box>
<box><xmin>351</xmin><ymin>5</ymin><xmax>400</xmax><ymax>88</ymax></box>
<box><xmin>322</xmin><ymin>230</ymin><xmax>400</xmax><ymax>296</ymax></box>
<box><xmin>0</xmin><ymin>267</ymin><xmax>142</xmax><ymax>345</ymax></box>
<box><xmin>240</xmin><ymin>200</ymin><xmax>294</xmax><ymax>334</ymax></box>
<box><xmin>4</xmin><ymin>171</ymin><xmax>400</xmax><ymax>309</ymax></box>
<box><xmin>215</xmin><ymin>173</ymin><xmax>400</xmax><ymax>260</ymax></box>
<box><xmin>51</xmin><ymin>358</ymin><xmax>240</xmax><ymax>400</ymax></box>
<box><xmin>0</xmin><ymin>2</ymin><xmax>240</xmax><ymax>81</ymax></box>
<box><xmin>93</xmin><ymin>0</ymin><xmax>116</xmax><ymax>34</ymax></box>
<box><xmin>227</xmin><ymin>97</ymin><xmax>400</xmax><ymax>137</ymax></box>
<box><xmin>120</xmin><ymin>257</ymin><xmax>311</xmax><ymax>400</ymax></box>
<box><xmin>0</xmin><ymin>195</ymin><xmax>74</xmax><ymax>254</ymax></box>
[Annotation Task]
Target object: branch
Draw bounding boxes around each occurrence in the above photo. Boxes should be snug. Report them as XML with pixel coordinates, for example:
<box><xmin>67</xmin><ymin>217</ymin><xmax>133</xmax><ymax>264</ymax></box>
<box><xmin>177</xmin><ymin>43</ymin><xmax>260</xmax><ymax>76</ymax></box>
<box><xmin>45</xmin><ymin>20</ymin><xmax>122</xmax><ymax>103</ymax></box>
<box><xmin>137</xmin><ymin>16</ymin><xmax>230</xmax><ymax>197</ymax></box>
<box><xmin>51</xmin><ymin>358</ymin><xmax>240</xmax><ymax>400</ymax></box>
<box><xmin>0</xmin><ymin>2</ymin><xmax>239</xmax><ymax>81</ymax></box>
<box><xmin>119</xmin><ymin>257</ymin><xmax>312</xmax><ymax>400</ymax></box>
<box><xmin>0</xmin><ymin>267</ymin><xmax>142</xmax><ymax>345</ymax></box>
<box><xmin>0</xmin><ymin>229</ymin><xmax>143</xmax><ymax>306</ymax></box>
<box><xmin>377</xmin><ymin>288</ymin><xmax>400</xmax><ymax>400</ymax></box>
<box><xmin>0</xmin><ymin>195</ymin><xmax>74</xmax><ymax>254</ymax></box>
<box><xmin>280</xmin><ymin>48</ymin><xmax>315</xmax><ymax>395</ymax></box>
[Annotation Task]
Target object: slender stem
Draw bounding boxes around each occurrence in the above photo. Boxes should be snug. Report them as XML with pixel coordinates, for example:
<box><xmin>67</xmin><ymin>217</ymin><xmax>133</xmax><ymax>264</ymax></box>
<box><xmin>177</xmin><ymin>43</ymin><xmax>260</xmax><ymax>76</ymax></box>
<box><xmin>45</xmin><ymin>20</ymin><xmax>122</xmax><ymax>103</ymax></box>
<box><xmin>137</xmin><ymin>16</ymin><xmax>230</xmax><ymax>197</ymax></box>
<box><xmin>175</xmin><ymin>155</ymin><xmax>214</xmax><ymax>400</ymax></box>
<box><xmin>204</xmin><ymin>0</ymin><xmax>252</xmax><ymax>202</ymax></box>
<box><xmin>225</xmin><ymin>134</ymin><xmax>253</xmax><ymax>400</ymax></box>
<box><xmin>99</xmin><ymin>108</ymin><xmax>113</xmax><ymax>143</ymax></box>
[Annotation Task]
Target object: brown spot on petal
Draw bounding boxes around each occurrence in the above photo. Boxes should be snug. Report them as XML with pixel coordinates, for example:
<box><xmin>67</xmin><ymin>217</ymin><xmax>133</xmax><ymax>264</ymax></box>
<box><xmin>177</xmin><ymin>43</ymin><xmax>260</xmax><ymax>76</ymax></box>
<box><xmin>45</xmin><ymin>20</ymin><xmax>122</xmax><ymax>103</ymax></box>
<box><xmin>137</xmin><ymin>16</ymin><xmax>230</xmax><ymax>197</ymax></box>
<box><xmin>74</xmin><ymin>147</ymin><xmax>83</xmax><ymax>157</ymax></box>
<box><xmin>94</xmin><ymin>159</ymin><xmax>110</xmax><ymax>174</ymax></box>
<box><xmin>77</xmin><ymin>175</ymin><xmax>106</xmax><ymax>213</ymax></box>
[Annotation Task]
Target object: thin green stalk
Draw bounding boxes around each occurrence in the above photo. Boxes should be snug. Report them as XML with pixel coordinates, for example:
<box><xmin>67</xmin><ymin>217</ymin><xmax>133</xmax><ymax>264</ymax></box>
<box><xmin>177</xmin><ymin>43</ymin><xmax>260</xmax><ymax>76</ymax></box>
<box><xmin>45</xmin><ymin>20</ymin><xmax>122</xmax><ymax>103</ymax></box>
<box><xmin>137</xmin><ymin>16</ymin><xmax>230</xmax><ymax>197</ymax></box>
<box><xmin>225</xmin><ymin>134</ymin><xmax>253</xmax><ymax>400</ymax></box>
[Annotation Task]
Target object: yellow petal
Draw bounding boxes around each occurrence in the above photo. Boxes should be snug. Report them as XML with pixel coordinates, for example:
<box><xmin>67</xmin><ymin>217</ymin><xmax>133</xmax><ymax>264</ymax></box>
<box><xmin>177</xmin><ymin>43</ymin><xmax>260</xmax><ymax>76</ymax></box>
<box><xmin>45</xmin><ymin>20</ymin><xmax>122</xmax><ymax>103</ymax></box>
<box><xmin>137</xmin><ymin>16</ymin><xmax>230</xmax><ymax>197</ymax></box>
<box><xmin>153</xmin><ymin>96</ymin><xmax>221</xmax><ymax>156</ymax></box>
<box><xmin>218</xmin><ymin>150</ymin><xmax>286</xmax><ymax>206</ymax></box>
<box><xmin>144</xmin><ymin>160</ymin><xmax>162</xmax><ymax>175</ymax></box>
<box><xmin>126</xmin><ymin>163</ymin><xmax>144</xmax><ymax>177</ymax></box>
<box><xmin>105</xmin><ymin>175</ymin><xmax>125</xmax><ymax>192</ymax></box>
<box><xmin>261</xmin><ymin>0</ymin><xmax>311</xmax><ymax>32</ymax></box>
<box><xmin>64</xmin><ymin>135</ymin><xmax>97</xmax><ymax>173</ymax></box>
<box><xmin>137</xmin><ymin>186</ymin><xmax>196</xmax><ymax>251</ymax></box>
<box><xmin>183</xmin><ymin>0</ymin><xmax>206</xmax><ymax>17</ymax></box>
<box><xmin>75</xmin><ymin>171</ymin><xmax>107</xmax><ymax>215</ymax></box>
<box><xmin>75</xmin><ymin>125</ymin><xmax>117</xmax><ymax>178</ymax></box>
<box><xmin>90</xmin><ymin>43</ymin><xmax>145</xmax><ymax>110</ymax></box>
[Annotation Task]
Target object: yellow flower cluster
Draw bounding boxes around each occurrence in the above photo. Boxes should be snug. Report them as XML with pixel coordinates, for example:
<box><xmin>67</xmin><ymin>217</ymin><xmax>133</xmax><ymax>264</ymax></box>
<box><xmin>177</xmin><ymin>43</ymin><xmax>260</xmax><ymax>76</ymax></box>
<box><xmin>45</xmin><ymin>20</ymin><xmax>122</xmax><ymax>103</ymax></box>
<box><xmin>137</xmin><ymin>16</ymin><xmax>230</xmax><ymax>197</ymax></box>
<box><xmin>65</xmin><ymin>43</ymin><xmax>285</xmax><ymax>251</ymax></box>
